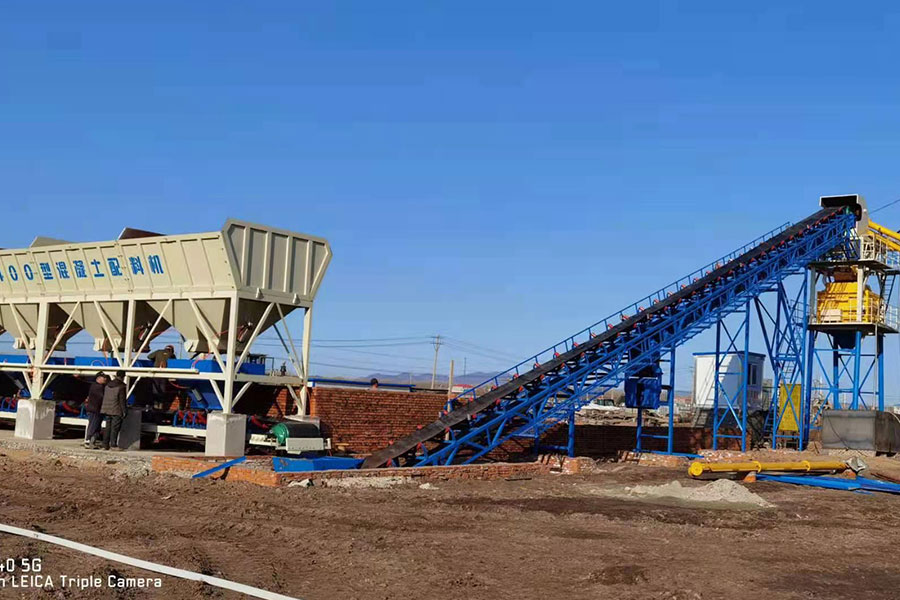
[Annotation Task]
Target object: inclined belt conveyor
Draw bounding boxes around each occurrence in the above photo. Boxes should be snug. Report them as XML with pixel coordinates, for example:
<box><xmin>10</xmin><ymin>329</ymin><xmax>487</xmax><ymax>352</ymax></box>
<box><xmin>363</xmin><ymin>207</ymin><xmax>857</xmax><ymax>468</ymax></box>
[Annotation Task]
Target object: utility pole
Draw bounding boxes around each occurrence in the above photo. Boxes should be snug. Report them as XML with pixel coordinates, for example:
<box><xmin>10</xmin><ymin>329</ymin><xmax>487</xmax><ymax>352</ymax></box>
<box><xmin>447</xmin><ymin>359</ymin><xmax>455</xmax><ymax>408</ymax></box>
<box><xmin>463</xmin><ymin>357</ymin><xmax>467</xmax><ymax>377</ymax></box>
<box><xmin>431</xmin><ymin>334</ymin><xmax>442</xmax><ymax>390</ymax></box>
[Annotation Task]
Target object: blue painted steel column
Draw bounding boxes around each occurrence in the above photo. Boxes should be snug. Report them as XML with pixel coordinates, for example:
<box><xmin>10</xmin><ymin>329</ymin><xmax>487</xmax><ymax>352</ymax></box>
<box><xmin>852</xmin><ymin>330</ymin><xmax>862</xmax><ymax>410</ymax></box>
<box><xmin>740</xmin><ymin>302</ymin><xmax>750</xmax><ymax>452</ymax></box>
<box><xmin>713</xmin><ymin>319</ymin><xmax>722</xmax><ymax>451</ymax></box>
<box><xmin>567</xmin><ymin>406</ymin><xmax>576</xmax><ymax>457</ymax></box>
<box><xmin>799</xmin><ymin>271</ymin><xmax>809</xmax><ymax>450</ymax></box>
<box><xmin>635</xmin><ymin>406</ymin><xmax>643</xmax><ymax>452</ymax></box>
<box><xmin>803</xmin><ymin>329</ymin><xmax>816</xmax><ymax>450</ymax></box>
<box><xmin>667</xmin><ymin>347</ymin><xmax>676</xmax><ymax>454</ymax></box>
<box><xmin>832</xmin><ymin>349</ymin><xmax>841</xmax><ymax>409</ymax></box>
<box><xmin>877</xmin><ymin>334</ymin><xmax>885</xmax><ymax>412</ymax></box>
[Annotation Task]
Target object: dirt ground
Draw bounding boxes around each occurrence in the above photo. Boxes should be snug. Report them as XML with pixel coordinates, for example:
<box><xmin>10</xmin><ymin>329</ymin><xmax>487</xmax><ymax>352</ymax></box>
<box><xmin>1</xmin><ymin>448</ymin><xmax>900</xmax><ymax>600</ymax></box>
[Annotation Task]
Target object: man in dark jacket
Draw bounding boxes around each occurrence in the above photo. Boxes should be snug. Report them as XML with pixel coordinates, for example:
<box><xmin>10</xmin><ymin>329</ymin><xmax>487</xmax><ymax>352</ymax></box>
<box><xmin>100</xmin><ymin>370</ymin><xmax>128</xmax><ymax>451</ymax></box>
<box><xmin>83</xmin><ymin>372</ymin><xmax>107</xmax><ymax>448</ymax></box>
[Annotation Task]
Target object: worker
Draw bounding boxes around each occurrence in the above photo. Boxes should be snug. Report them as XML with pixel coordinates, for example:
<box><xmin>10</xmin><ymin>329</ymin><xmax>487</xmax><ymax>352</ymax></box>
<box><xmin>370</xmin><ymin>378</ymin><xmax>379</xmax><ymax>390</ymax></box>
<box><xmin>147</xmin><ymin>344</ymin><xmax>175</xmax><ymax>409</ymax></box>
<box><xmin>83</xmin><ymin>371</ymin><xmax>107</xmax><ymax>449</ymax></box>
<box><xmin>148</xmin><ymin>344</ymin><xmax>175</xmax><ymax>368</ymax></box>
<box><xmin>100</xmin><ymin>370</ymin><xmax>128</xmax><ymax>451</ymax></box>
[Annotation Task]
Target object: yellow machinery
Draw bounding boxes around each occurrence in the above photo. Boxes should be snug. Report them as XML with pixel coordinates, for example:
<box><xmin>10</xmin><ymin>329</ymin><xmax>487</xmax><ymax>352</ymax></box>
<box><xmin>688</xmin><ymin>460</ymin><xmax>848</xmax><ymax>478</ymax></box>
<box><xmin>816</xmin><ymin>280</ymin><xmax>882</xmax><ymax>324</ymax></box>
<box><xmin>813</xmin><ymin>218</ymin><xmax>900</xmax><ymax>326</ymax></box>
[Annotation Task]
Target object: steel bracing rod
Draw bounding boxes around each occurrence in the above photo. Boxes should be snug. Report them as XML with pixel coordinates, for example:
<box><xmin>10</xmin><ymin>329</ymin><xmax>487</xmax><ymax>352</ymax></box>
<box><xmin>235</xmin><ymin>302</ymin><xmax>274</xmax><ymax>372</ymax></box>
<box><xmin>852</xmin><ymin>331</ymin><xmax>862</xmax><ymax>409</ymax></box>
<box><xmin>8</xmin><ymin>305</ymin><xmax>34</xmax><ymax>365</ymax></box>
<box><xmin>365</xmin><ymin>210</ymin><xmax>853</xmax><ymax>468</ymax></box>
<box><xmin>712</xmin><ymin>313</ymin><xmax>749</xmax><ymax>445</ymax></box>
<box><xmin>92</xmin><ymin>300</ymin><xmax>123</xmax><ymax>365</ymax></box>
<box><xmin>274</xmin><ymin>304</ymin><xmax>305</xmax><ymax>379</ymax></box>
<box><xmin>187</xmin><ymin>298</ymin><xmax>227</xmax><ymax>373</ymax></box>
<box><xmin>43</xmin><ymin>301</ymin><xmax>79</xmax><ymax>363</ymax></box>
<box><xmin>126</xmin><ymin>376</ymin><xmax>143</xmax><ymax>398</ymax></box>
<box><xmin>130</xmin><ymin>298</ymin><xmax>173</xmax><ymax>368</ymax></box>
<box><xmin>412</xmin><ymin>214</ymin><xmax>854</xmax><ymax>467</ymax></box>
<box><xmin>233</xmin><ymin>381</ymin><xmax>253</xmax><ymax>405</ymax></box>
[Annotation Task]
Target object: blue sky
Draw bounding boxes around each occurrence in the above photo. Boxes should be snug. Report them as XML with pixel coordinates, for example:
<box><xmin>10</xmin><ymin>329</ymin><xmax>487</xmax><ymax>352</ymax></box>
<box><xmin>2</xmin><ymin>2</ymin><xmax>900</xmax><ymax>392</ymax></box>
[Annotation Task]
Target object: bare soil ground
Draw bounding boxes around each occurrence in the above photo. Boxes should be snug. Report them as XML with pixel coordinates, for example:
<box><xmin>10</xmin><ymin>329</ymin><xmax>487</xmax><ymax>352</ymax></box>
<box><xmin>1</xmin><ymin>448</ymin><xmax>900</xmax><ymax>600</ymax></box>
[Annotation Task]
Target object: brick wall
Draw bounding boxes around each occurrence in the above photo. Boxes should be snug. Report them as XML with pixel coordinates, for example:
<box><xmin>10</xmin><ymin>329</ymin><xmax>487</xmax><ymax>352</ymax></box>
<box><xmin>542</xmin><ymin>423</ymin><xmax>745</xmax><ymax>456</ymax></box>
<box><xmin>151</xmin><ymin>455</ymin><xmax>553</xmax><ymax>487</ymax></box>
<box><xmin>308</xmin><ymin>387</ymin><xmax>448</xmax><ymax>453</ymax></box>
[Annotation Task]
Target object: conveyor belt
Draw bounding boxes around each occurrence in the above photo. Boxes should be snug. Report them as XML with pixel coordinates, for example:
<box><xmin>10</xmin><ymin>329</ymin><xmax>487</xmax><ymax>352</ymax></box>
<box><xmin>363</xmin><ymin>207</ymin><xmax>852</xmax><ymax>468</ymax></box>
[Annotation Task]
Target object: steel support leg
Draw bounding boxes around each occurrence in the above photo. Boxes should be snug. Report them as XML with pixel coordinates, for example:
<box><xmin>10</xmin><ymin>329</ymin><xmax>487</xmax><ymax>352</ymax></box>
<box><xmin>713</xmin><ymin>320</ymin><xmax>721</xmax><ymax>451</ymax></box>
<box><xmin>832</xmin><ymin>349</ymin><xmax>841</xmax><ymax>409</ymax></box>
<box><xmin>740</xmin><ymin>301</ymin><xmax>750</xmax><ymax>453</ymax></box>
<box><xmin>802</xmin><ymin>329</ymin><xmax>816</xmax><ymax>450</ymax></box>
<box><xmin>667</xmin><ymin>347</ymin><xmax>675</xmax><ymax>454</ymax></box>
<box><xmin>636</xmin><ymin>407</ymin><xmax>644</xmax><ymax>452</ymax></box>
<box><xmin>852</xmin><ymin>330</ymin><xmax>862</xmax><ymax>410</ymax></box>
<box><xmin>877</xmin><ymin>333</ymin><xmax>885</xmax><ymax>412</ymax></box>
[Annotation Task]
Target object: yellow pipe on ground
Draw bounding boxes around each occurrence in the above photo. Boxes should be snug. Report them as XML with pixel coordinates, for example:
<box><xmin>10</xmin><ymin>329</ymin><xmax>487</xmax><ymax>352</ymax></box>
<box><xmin>688</xmin><ymin>460</ymin><xmax>847</xmax><ymax>478</ymax></box>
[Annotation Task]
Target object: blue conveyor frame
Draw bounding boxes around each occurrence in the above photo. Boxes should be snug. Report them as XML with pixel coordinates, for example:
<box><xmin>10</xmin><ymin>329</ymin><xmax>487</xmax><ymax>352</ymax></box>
<box><xmin>362</xmin><ymin>208</ymin><xmax>856</xmax><ymax>468</ymax></box>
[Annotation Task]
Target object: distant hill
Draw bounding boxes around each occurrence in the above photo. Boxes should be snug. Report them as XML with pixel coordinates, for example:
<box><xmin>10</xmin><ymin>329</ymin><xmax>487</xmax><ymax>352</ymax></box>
<box><xmin>311</xmin><ymin>371</ymin><xmax>694</xmax><ymax>398</ymax></box>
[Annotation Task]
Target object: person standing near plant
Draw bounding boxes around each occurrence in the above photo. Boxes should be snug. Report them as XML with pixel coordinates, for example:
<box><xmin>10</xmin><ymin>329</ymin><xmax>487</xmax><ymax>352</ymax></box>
<box><xmin>83</xmin><ymin>371</ymin><xmax>107</xmax><ymax>448</ymax></box>
<box><xmin>100</xmin><ymin>370</ymin><xmax>128</xmax><ymax>451</ymax></box>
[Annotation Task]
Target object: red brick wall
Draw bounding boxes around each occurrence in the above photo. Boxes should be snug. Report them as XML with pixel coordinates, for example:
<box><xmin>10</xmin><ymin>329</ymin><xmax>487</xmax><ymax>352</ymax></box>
<box><xmin>542</xmin><ymin>423</ymin><xmax>745</xmax><ymax>456</ymax></box>
<box><xmin>308</xmin><ymin>387</ymin><xmax>448</xmax><ymax>453</ymax></box>
<box><xmin>152</xmin><ymin>455</ymin><xmax>552</xmax><ymax>487</ymax></box>
<box><xmin>223</xmin><ymin>382</ymin><xmax>748</xmax><ymax>458</ymax></box>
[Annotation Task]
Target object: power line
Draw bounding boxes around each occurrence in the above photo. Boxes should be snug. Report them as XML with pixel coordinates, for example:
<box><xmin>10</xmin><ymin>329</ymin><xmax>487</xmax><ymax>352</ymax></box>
<box><xmin>442</xmin><ymin>336</ymin><xmax>521</xmax><ymax>361</ymax></box>
<box><xmin>308</xmin><ymin>336</ymin><xmax>432</xmax><ymax>343</ymax></box>
<box><xmin>311</xmin><ymin>346</ymin><xmax>433</xmax><ymax>365</ymax></box>
<box><xmin>871</xmin><ymin>197</ymin><xmax>900</xmax><ymax>214</ymax></box>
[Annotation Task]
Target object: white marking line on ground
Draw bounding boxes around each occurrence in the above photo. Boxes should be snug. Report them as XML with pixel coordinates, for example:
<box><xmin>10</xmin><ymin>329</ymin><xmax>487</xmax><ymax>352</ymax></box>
<box><xmin>0</xmin><ymin>522</ymin><xmax>301</xmax><ymax>600</ymax></box>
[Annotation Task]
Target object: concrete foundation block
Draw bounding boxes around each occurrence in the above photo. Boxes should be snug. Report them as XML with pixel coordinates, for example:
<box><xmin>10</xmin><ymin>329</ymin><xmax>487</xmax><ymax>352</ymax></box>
<box><xmin>118</xmin><ymin>407</ymin><xmax>143</xmax><ymax>451</ymax></box>
<box><xmin>14</xmin><ymin>398</ymin><xmax>56</xmax><ymax>440</ymax></box>
<box><xmin>205</xmin><ymin>413</ymin><xmax>247</xmax><ymax>457</ymax></box>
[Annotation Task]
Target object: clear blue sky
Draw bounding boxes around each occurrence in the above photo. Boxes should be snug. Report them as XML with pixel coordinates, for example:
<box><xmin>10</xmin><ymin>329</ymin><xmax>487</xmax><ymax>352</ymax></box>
<box><xmin>3</xmin><ymin>3</ymin><xmax>900</xmax><ymax>390</ymax></box>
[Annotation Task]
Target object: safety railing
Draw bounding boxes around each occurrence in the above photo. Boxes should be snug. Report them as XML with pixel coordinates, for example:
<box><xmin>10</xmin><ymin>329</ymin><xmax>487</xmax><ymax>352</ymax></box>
<box><xmin>861</xmin><ymin>235</ymin><xmax>900</xmax><ymax>269</ymax></box>
<box><xmin>451</xmin><ymin>221</ymin><xmax>793</xmax><ymax>404</ymax></box>
<box><xmin>808</xmin><ymin>295</ymin><xmax>899</xmax><ymax>329</ymax></box>
<box><xmin>883</xmin><ymin>304</ymin><xmax>899</xmax><ymax>330</ymax></box>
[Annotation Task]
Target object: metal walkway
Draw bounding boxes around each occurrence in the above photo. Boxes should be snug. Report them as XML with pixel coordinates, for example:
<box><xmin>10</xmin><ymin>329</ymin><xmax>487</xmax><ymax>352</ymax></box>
<box><xmin>362</xmin><ymin>207</ymin><xmax>856</xmax><ymax>468</ymax></box>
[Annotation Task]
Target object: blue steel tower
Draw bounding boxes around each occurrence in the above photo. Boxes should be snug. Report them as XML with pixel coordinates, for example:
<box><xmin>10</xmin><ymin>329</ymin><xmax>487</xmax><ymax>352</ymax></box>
<box><xmin>805</xmin><ymin>195</ymin><xmax>899</xmax><ymax>445</ymax></box>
